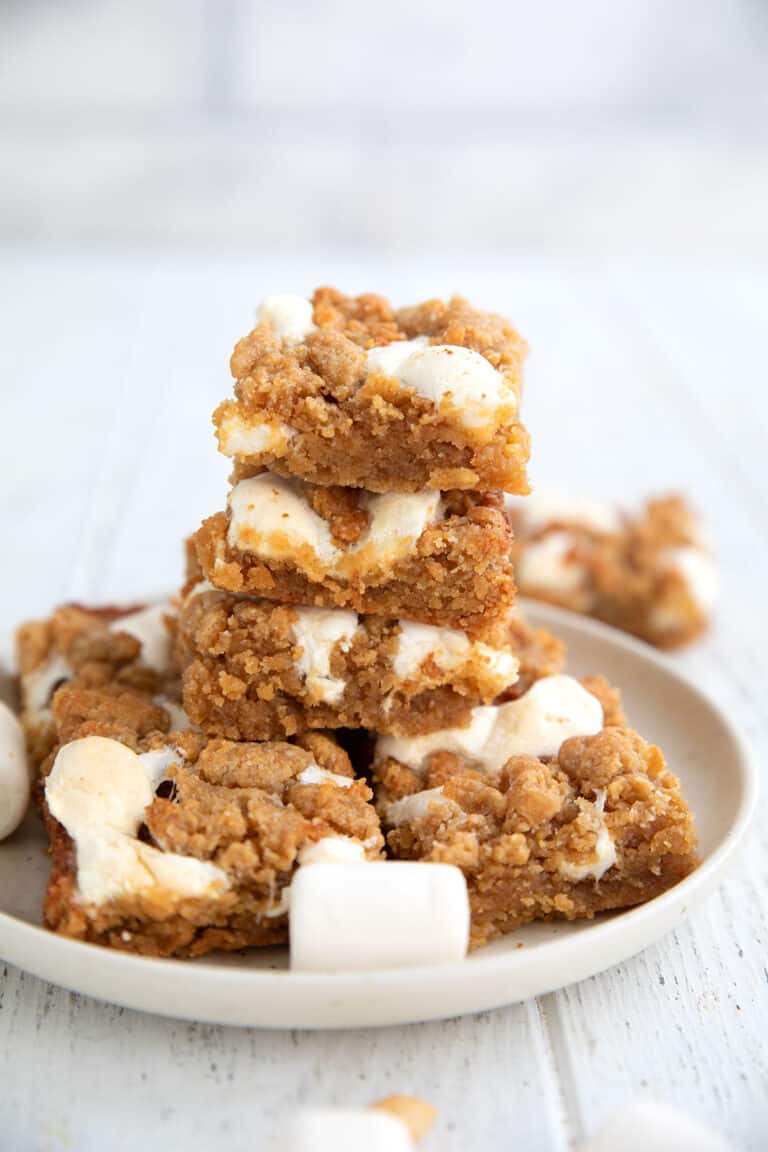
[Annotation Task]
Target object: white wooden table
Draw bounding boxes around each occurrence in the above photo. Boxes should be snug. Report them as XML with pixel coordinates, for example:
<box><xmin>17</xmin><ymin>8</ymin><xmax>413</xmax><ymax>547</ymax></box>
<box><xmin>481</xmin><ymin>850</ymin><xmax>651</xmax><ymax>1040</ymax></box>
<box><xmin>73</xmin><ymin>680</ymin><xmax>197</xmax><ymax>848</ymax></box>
<box><xmin>0</xmin><ymin>255</ymin><xmax>765</xmax><ymax>1150</ymax></box>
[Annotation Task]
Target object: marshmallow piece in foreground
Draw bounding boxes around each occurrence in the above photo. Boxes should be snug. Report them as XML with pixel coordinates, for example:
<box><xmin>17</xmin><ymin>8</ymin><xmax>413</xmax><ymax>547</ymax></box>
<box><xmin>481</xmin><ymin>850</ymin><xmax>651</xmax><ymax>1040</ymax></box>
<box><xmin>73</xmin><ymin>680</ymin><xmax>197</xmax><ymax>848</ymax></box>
<box><xmin>576</xmin><ymin>1098</ymin><xmax>736</xmax><ymax>1152</ymax></box>
<box><xmin>0</xmin><ymin>701</ymin><xmax>30</xmax><ymax>840</ymax></box>
<box><xmin>290</xmin><ymin>862</ymin><xmax>469</xmax><ymax>971</ymax></box>
<box><xmin>282</xmin><ymin>1109</ymin><xmax>413</xmax><ymax>1152</ymax></box>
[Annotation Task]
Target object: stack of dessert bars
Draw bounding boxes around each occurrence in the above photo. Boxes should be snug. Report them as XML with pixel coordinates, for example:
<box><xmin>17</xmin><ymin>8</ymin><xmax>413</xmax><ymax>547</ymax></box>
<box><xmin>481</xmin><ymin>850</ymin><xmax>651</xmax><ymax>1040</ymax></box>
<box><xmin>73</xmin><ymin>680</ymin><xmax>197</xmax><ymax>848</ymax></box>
<box><xmin>20</xmin><ymin>288</ymin><xmax>698</xmax><ymax>957</ymax></box>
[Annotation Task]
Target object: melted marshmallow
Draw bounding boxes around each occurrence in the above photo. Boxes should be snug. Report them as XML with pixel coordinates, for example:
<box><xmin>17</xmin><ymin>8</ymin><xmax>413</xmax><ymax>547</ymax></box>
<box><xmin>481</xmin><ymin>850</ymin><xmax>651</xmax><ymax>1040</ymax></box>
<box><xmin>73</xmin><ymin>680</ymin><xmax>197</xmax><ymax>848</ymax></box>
<box><xmin>367</xmin><ymin>340</ymin><xmax>513</xmax><ymax>429</ymax></box>
<box><xmin>21</xmin><ymin>652</ymin><xmax>72</xmax><ymax>714</ymax></box>
<box><xmin>660</xmin><ymin>546</ymin><xmax>717</xmax><ymax>612</ymax></box>
<box><xmin>111</xmin><ymin>603</ymin><xmax>174</xmax><ymax>674</ymax></box>
<box><xmin>517</xmin><ymin>531</ymin><xmax>586</xmax><ymax>595</ymax></box>
<box><xmin>392</xmin><ymin>620</ymin><xmax>518</xmax><ymax>690</ymax></box>
<box><xmin>46</xmin><ymin>736</ymin><xmax>228</xmax><ymax>906</ymax></box>
<box><xmin>298</xmin><ymin>836</ymin><xmax>368</xmax><ymax>865</ymax></box>
<box><xmin>560</xmin><ymin>792</ymin><xmax>616</xmax><ymax>881</ymax></box>
<box><xmin>296</xmin><ymin>765</ymin><xmax>354</xmax><ymax>788</ymax></box>
<box><xmin>256</xmin><ymin>294</ymin><xmax>316</xmax><ymax>344</ymax></box>
<box><xmin>217</xmin><ymin>410</ymin><xmax>293</xmax><ymax>458</ymax></box>
<box><xmin>291</xmin><ymin>607</ymin><xmax>358</xmax><ymax>705</ymax></box>
<box><xmin>376</xmin><ymin>675</ymin><xmax>603</xmax><ymax>775</ymax></box>
<box><xmin>385</xmin><ymin>787</ymin><xmax>453</xmax><ymax>827</ymax></box>
<box><xmin>227</xmin><ymin>475</ymin><xmax>442</xmax><ymax>580</ymax></box>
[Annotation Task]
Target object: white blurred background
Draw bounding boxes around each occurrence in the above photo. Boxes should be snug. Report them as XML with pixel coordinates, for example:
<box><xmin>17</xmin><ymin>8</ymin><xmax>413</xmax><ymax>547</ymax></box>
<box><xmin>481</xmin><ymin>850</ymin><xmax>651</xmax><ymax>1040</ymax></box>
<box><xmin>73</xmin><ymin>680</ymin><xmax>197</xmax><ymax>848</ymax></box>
<box><xmin>2</xmin><ymin>0</ymin><xmax>767</xmax><ymax>263</ymax></box>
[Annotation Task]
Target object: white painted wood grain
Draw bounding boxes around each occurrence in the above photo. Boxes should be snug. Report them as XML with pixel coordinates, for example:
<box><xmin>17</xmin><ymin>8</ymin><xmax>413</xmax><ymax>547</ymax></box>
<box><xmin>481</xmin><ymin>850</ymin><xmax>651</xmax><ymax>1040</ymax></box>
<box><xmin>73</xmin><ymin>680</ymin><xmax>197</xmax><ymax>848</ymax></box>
<box><xmin>0</xmin><ymin>257</ymin><xmax>765</xmax><ymax>1151</ymax></box>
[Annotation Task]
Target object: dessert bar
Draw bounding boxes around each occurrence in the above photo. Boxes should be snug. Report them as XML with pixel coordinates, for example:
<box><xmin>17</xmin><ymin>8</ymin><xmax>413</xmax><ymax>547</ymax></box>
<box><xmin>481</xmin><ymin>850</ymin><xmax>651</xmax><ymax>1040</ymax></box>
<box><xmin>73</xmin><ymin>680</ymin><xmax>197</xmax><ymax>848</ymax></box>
<box><xmin>16</xmin><ymin>601</ymin><xmax>182</xmax><ymax>769</ymax></box>
<box><xmin>507</xmin><ymin>492</ymin><xmax>715</xmax><ymax>648</ymax></box>
<box><xmin>215</xmin><ymin>288</ymin><xmax>530</xmax><ymax>493</ymax></box>
<box><xmin>177</xmin><ymin>586</ymin><xmax>520</xmax><ymax>741</ymax></box>
<box><xmin>374</xmin><ymin>674</ymin><xmax>698</xmax><ymax>946</ymax></box>
<box><xmin>42</xmin><ymin>683</ymin><xmax>382</xmax><ymax>957</ymax></box>
<box><xmin>194</xmin><ymin>481</ymin><xmax>515</xmax><ymax>633</ymax></box>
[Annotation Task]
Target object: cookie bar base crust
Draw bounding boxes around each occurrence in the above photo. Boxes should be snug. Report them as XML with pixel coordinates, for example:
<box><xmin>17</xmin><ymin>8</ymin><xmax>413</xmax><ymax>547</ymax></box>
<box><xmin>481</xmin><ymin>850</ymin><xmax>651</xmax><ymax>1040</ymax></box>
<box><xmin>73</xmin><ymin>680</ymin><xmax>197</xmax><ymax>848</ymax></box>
<box><xmin>43</xmin><ymin>689</ymin><xmax>382</xmax><ymax>958</ymax></box>
<box><xmin>194</xmin><ymin>489</ymin><xmax>516</xmax><ymax>633</ymax></box>
<box><xmin>177</xmin><ymin>591</ymin><xmax>520</xmax><ymax>742</ymax></box>
<box><xmin>217</xmin><ymin>288</ymin><xmax>530</xmax><ymax>493</ymax></box>
<box><xmin>376</xmin><ymin>725</ymin><xmax>697</xmax><ymax>948</ymax></box>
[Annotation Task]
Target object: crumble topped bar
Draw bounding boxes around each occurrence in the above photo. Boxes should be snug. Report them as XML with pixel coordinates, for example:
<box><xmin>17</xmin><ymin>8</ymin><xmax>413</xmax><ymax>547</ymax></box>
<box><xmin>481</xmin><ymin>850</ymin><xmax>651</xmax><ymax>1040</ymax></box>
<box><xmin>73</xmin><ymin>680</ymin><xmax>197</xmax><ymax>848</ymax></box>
<box><xmin>194</xmin><ymin>482</ymin><xmax>515</xmax><ymax>632</ymax></box>
<box><xmin>177</xmin><ymin>587</ymin><xmax>520</xmax><ymax>741</ymax></box>
<box><xmin>214</xmin><ymin>287</ymin><xmax>530</xmax><ymax>493</ymax></box>
<box><xmin>507</xmin><ymin>492</ymin><xmax>716</xmax><ymax>648</ymax></box>
<box><xmin>16</xmin><ymin>601</ymin><xmax>183</xmax><ymax>769</ymax></box>
<box><xmin>373</xmin><ymin>674</ymin><xmax>697</xmax><ymax>946</ymax></box>
<box><xmin>42</xmin><ymin>684</ymin><xmax>382</xmax><ymax>957</ymax></box>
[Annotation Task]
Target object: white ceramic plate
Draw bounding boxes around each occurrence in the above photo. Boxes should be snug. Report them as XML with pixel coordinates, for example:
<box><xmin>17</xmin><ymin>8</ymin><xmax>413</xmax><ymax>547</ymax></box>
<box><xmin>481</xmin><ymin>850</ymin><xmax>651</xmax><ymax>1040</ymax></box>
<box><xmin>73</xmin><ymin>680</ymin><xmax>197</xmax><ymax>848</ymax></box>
<box><xmin>0</xmin><ymin>603</ymin><xmax>757</xmax><ymax>1029</ymax></box>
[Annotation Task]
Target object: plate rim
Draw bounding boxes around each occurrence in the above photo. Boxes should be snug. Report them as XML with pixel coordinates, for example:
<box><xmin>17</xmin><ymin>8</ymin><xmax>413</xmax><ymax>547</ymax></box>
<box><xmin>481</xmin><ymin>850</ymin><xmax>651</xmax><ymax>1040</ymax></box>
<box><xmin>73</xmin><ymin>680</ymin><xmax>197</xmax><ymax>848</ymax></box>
<box><xmin>0</xmin><ymin>600</ymin><xmax>758</xmax><ymax>1028</ymax></box>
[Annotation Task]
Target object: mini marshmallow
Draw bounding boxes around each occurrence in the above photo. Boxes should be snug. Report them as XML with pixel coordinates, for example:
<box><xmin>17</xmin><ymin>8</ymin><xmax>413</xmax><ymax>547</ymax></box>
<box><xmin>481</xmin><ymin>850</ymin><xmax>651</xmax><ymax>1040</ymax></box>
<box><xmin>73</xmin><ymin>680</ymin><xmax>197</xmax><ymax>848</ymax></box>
<box><xmin>291</xmin><ymin>606</ymin><xmax>359</xmax><ymax>705</ymax></box>
<box><xmin>227</xmin><ymin>474</ymin><xmax>442</xmax><ymax>581</ymax></box>
<box><xmin>377</xmin><ymin>675</ymin><xmax>603</xmax><ymax>775</ymax></box>
<box><xmin>385</xmin><ymin>787</ymin><xmax>453</xmax><ymax>827</ymax></box>
<box><xmin>21</xmin><ymin>652</ymin><xmax>71</xmax><ymax>714</ymax></box>
<box><xmin>296</xmin><ymin>765</ymin><xmax>354</xmax><ymax>788</ymax></box>
<box><xmin>46</xmin><ymin>736</ymin><xmax>227</xmax><ymax>905</ymax></box>
<box><xmin>391</xmin><ymin>620</ymin><xmax>517</xmax><ymax>690</ymax></box>
<box><xmin>516</xmin><ymin>531</ymin><xmax>587</xmax><ymax>596</ymax></box>
<box><xmin>365</xmin><ymin>337</ymin><xmax>429</xmax><ymax>378</ymax></box>
<box><xmin>256</xmin><ymin>294</ymin><xmax>316</xmax><ymax>344</ymax></box>
<box><xmin>111</xmin><ymin>603</ymin><xmax>173</xmax><ymax>674</ymax></box>
<box><xmin>281</xmin><ymin>1109</ymin><xmax>413</xmax><ymax>1152</ymax></box>
<box><xmin>289</xmin><ymin>861</ymin><xmax>469</xmax><ymax>971</ymax></box>
<box><xmin>576</xmin><ymin>1099</ymin><xmax>736</xmax><ymax>1152</ymax></box>
<box><xmin>297</xmin><ymin>836</ymin><xmax>368</xmax><ymax>865</ymax></box>
<box><xmin>660</xmin><ymin>546</ymin><xmax>717</xmax><ymax>612</ymax></box>
<box><xmin>0</xmin><ymin>701</ymin><xmax>30</xmax><ymax>840</ymax></box>
<box><xmin>218</xmin><ymin>411</ymin><xmax>293</xmax><ymax>458</ymax></box>
<box><xmin>367</xmin><ymin>340</ymin><xmax>512</xmax><ymax>429</ymax></box>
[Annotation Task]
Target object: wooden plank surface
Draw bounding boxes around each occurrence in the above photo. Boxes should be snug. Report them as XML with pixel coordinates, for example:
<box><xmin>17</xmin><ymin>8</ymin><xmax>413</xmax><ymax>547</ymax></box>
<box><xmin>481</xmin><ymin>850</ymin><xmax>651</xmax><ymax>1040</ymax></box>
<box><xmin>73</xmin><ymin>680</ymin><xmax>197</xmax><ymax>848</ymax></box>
<box><xmin>0</xmin><ymin>256</ymin><xmax>765</xmax><ymax>1150</ymax></box>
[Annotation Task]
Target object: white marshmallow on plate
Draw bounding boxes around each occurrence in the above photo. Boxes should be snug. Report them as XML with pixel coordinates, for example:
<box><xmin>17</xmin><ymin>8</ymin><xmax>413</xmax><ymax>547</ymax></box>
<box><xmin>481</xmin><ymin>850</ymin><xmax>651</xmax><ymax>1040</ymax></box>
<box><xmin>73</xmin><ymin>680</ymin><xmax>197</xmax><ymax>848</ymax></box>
<box><xmin>289</xmin><ymin>861</ymin><xmax>469</xmax><ymax>971</ymax></box>
<box><xmin>0</xmin><ymin>701</ymin><xmax>30</xmax><ymax>841</ymax></box>
<box><xmin>281</xmin><ymin>1108</ymin><xmax>413</xmax><ymax>1152</ymax></box>
<box><xmin>576</xmin><ymin>1098</ymin><xmax>736</xmax><ymax>1152</ymax></box>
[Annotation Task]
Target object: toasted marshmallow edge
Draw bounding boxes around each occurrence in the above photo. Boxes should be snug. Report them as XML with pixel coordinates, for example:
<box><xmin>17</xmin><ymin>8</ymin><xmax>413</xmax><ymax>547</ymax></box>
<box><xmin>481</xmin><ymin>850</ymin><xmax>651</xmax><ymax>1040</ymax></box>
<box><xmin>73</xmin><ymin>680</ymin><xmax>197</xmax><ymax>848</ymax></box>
<box><xmin>509</xmin><ymin>491</ymin><xmax>622</xmax><ymax>536</ymax></box>
<box><xmin>256</xmin><ymin>294</ymin><xmax>316</xmax><ymax>344</ymax></box>
<box><xmin>289</xmin><ymin>861</ymin><xmax>469</xmax><ymax>971</ymax></box>
<box><xmin>0</xmin><ymin>701</ymin><xmax>30</xmax><ymax>841</ymax></box>
<box><xmin>282</xmin><ymin>1109</ymin><xmax>413</xmax><ymax>1152</ymax></box>
<box><xmin>392</xmin><ymin>620</ymin><xmax>518</xmax><ymax>691</ymax></box>
<box><xmin>516</xmin><ymin>531</ymin><xmax>587</xmax><ymax>595</ymax></box>
<box><xmin>111</xmin><ymin>602</ymin><xmax>174</xmax><ymax>674</ymax></box>
<box><xmin>218</xmin><ymin>411</ymin><xmax>293</xmax><ymax>458</ymax></box>
<box><xmin>45</xmin><ymin>736</ymin><xmax>228</xmax><ymax>906</ymax></box>
<box><xmin>376</xmin><ymin>675</ymin><xmax>603</xmax><ymax>775</ymax></box>
<box><xmin>399</xmin><ymin>344</ymin><xmax>513</xmax><ymax>430</ymax></box>
<box><xmin>227</xmin><ymin>474</ymin><xmax>442</xmax><ymax>580</ymax></box>
<box><xmin>291</xmin><ymin>606</ymin><xmax>359</xmax><ymax>705</ymax></box>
